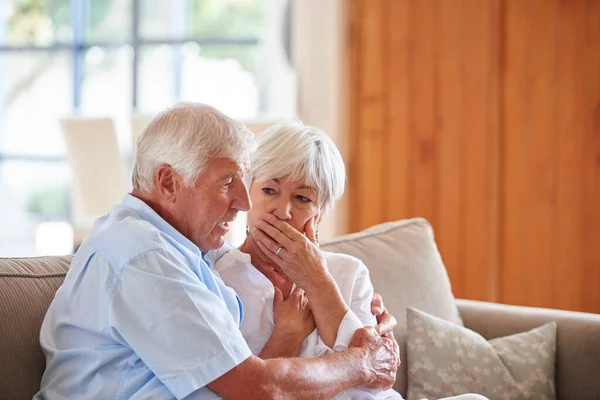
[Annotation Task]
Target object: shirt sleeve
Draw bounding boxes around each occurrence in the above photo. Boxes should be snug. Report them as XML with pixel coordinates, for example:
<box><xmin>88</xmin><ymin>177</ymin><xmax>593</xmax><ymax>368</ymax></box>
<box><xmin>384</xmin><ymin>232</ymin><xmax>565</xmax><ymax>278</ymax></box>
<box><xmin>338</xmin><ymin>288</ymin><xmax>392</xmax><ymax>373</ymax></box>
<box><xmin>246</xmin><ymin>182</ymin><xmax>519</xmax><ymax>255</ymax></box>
<box><xmin>107</xmin><ymin>249</ymin><xmax>252</xmax><ymax>399</ymax></box>
<box><xmin>311</xmin><ymin>260</ymin><xmax>376</xmax><ymax>357</ymax></box>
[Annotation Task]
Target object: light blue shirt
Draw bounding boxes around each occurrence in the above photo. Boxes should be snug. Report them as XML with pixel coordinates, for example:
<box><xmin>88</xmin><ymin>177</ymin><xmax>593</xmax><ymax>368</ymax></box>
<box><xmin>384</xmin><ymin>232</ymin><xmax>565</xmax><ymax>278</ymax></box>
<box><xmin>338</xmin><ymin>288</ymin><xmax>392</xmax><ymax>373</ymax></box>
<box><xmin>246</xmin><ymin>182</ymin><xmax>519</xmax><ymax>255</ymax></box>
<box><xmin>35</xmin><ymin>194</ymin><xmax>252</xmax><ymax>400</ymax></box>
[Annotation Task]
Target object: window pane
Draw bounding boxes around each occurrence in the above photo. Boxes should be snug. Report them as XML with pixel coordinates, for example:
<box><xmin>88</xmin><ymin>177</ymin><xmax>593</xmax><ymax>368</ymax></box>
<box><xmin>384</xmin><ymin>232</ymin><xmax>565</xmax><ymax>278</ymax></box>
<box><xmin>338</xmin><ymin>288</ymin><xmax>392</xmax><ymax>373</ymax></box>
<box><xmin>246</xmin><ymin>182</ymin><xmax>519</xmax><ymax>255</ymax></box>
<box><xmin>189</xmin><ymin>0</ymin><xmax>266</xmax><ymax>38</ymax></box>
<box><xmin>180</xmin><ymin>44</ymin><xmax>260</xmax><ymax>118</ymax></box>
<box><xmin>137</xmin><ymin>44</ymin><xmax>261</xmax><ymax>118</ymax></box>
<box><xmin>81</xmin><ymin>46</ymin><xmax>132</xmax><ymax>114</ymax></box>
<box><xmin>139</xmin><ymin>0</ymin><xmax>266</xmax><ymax>39</ymax></box>
<box><xmin>0</xmin><ymin>51</ymin><xmax>71</xmax><ymax>156</ymax></box>
<box><xmin>81</xmin><ymin>46</ymin><xmax>133</xmax><ymax>150</ymax></box>
<box><xmin>0</xmin><ymin>160</ymin><xmax>72</xmax><ymax>257</ymax></box>
<box><xmin>87</xmin><ymin>0</ymin><xmax>131</xmax><ymax>42</ymax></box>
<box><xmin>137</xmin><ymin>45</ymin><xmax>174</xmax><ymax>112</ymax></box>
<box><xmin>2</xmin><ymin>0</ymin><xmax>71</xmax><ymax>45</ymax></box>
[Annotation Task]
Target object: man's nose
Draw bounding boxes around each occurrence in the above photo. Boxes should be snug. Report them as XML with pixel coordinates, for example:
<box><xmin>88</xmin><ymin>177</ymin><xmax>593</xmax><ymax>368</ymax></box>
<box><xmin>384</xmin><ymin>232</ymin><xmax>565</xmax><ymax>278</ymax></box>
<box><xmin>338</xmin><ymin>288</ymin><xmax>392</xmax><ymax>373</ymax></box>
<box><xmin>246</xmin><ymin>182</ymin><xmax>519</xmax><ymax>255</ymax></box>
<box><xmin>232</xmin><ymin>181</ymin><xmax>251</xmax><ymax>211</ymax></box>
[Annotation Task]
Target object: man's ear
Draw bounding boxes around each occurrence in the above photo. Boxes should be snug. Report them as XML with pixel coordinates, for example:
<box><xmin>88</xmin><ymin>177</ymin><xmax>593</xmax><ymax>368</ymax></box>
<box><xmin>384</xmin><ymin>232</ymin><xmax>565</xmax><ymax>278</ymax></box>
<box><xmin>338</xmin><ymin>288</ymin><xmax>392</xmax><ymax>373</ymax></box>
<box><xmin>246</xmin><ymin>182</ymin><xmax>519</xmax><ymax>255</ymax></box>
<box><xmin>154</xmin><ymin>164</ymin><xmax>181</xmax><ymax>201</ymax></box>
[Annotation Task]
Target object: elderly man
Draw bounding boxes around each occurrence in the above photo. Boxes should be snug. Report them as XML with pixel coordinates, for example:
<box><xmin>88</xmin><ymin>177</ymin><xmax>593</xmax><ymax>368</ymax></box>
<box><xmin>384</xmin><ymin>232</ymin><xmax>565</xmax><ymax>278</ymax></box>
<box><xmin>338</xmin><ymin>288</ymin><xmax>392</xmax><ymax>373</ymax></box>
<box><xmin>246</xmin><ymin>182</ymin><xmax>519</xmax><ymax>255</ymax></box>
<box><xmin>35</xmin><ymin>103</ymin><xmax>399</xmax><ymax>400</ymax></box>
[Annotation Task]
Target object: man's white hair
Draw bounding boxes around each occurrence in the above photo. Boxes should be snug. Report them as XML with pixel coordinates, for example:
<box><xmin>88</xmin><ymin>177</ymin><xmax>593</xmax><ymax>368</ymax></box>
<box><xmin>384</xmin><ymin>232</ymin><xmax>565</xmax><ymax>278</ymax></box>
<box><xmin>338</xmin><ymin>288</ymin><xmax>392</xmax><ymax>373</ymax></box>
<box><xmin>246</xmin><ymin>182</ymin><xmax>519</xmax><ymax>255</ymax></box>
<box><xmin>132</xmin><ymin>103</ymin><xmax>255</xmax><ymax>194</ymax></box>
<box><xmin>247</xmin><ymin>121</ymin><xmax>346</xmax><ymax>212</ymax></box>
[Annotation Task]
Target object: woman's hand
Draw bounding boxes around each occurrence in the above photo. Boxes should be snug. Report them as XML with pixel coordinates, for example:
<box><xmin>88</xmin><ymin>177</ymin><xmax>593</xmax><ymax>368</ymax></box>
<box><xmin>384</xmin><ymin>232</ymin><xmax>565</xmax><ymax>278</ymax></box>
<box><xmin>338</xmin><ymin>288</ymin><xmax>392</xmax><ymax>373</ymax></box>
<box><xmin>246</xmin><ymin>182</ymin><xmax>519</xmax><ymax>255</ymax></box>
<box><xmin>260</xmin><ymin>286</ymin><xmax>316</xmax><ymax>359</ymax></box>
<box><xmin>371</xmin><ymin>292</ymin><xmax>397</xmax><ymax>335</ymax></box>
<box><xmin>252</xmin><ymin>213</ymin><xmax>349</xmax><ymax>348</ymax></box>
<box><xmin>252</xmin><ymin>213</ymin><xmax>329</xmax><ymax>290</ymax></box>
<box><xmin>371</xmin><ymin>292</ymin><xmax>401</xmax><ymax>367</ymax></box>
<box><xmin>272</xmin><ymin>286</ymin><xmax>316</xmax><ymax>339</ymax></box>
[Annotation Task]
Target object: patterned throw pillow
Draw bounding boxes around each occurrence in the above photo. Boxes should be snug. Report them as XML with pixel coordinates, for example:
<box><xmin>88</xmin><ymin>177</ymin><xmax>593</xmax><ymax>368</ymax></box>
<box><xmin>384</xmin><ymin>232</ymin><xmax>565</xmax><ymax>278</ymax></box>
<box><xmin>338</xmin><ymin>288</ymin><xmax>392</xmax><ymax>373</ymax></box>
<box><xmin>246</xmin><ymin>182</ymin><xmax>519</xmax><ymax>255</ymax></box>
<box><xmin>406</xmin><ymin>308</ymin><xmax>556</xmax><ymax>400</ymax></box>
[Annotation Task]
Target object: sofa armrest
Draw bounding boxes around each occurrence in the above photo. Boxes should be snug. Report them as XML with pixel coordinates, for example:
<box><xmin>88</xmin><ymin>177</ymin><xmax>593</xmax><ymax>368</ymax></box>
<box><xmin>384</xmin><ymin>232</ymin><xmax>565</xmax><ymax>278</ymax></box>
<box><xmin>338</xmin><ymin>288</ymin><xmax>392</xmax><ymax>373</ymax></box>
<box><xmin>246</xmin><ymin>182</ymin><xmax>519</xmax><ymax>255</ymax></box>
<box><xmin>456</xmin><ymin>299</ymin><xmax>600</xmax><ymax>400</ymax></box>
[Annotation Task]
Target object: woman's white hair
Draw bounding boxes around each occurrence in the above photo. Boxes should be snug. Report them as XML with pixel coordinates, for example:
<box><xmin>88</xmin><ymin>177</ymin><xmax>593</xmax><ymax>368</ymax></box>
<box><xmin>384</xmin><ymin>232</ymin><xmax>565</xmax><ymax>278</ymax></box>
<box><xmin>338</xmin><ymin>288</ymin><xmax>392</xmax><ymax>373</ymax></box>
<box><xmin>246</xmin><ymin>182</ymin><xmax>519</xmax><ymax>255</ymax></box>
<box><xmin>247</xmin><ymin>120</ymin><xmax>346</xmax><ymax>212</ymax></box>
<box><xmin>132</xmin><ymin>103</ymin><xmax>255</xmax><ymax>194</ymax></box>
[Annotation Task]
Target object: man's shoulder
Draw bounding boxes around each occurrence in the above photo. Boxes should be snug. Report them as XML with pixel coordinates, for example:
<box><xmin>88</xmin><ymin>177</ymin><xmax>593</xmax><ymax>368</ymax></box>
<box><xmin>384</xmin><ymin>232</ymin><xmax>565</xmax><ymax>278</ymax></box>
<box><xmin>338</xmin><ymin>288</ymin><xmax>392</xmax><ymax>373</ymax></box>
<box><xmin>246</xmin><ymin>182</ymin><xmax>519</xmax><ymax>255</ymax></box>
<box><xmin>85</xmin><ymin>206</ymin><xmax>170</xmax><ymax>266</ymax></box>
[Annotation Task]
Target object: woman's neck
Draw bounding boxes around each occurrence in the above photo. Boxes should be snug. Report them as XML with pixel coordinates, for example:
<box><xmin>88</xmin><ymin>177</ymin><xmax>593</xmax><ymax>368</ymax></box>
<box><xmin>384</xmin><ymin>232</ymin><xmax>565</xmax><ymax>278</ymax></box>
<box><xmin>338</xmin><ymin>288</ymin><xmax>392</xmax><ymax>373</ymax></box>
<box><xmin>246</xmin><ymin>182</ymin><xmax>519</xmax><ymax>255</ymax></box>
<box><xmin>239</xmin><ymin>235</ymin><xmax>293</xmax><ymax>296</ymax></box>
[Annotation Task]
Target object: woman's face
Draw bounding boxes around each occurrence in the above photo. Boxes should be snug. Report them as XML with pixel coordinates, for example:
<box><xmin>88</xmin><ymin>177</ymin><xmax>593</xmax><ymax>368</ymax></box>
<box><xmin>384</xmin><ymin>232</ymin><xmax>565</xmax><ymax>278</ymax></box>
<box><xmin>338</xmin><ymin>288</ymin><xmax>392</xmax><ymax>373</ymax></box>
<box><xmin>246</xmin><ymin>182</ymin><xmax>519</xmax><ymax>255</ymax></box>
<box><xmin>247</xmin><ymin>175</ymin><xmax>322</xmax><ymax>235</ymax></box>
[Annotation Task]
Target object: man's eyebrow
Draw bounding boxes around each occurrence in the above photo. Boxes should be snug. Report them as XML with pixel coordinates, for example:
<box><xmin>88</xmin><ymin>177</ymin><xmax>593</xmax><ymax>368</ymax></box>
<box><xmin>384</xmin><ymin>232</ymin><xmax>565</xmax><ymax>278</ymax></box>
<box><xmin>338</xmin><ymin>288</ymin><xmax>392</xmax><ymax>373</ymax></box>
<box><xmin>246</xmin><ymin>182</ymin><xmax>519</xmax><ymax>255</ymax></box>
<box><xmin>222</xmin><ymin>171</ymin><xmax>245</xmax><ymax>180</ymax></box>
<box><xmin>219</xmin><ymin>173</ymin><xmax>235</xmax><ymax>181</ymax></box>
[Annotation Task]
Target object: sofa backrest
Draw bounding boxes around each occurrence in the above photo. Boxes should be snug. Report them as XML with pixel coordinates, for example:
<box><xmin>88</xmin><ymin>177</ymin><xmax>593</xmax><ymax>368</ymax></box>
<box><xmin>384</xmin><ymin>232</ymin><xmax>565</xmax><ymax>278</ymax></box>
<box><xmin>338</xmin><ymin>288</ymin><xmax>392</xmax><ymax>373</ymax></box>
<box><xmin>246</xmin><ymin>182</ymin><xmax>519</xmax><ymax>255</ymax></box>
<box><xmin>0</xmin><ymin>256</ymin><xmax>71</xmax><ymax>400</ymax></box>
<box><xmin>0</xmin><ymin>218</ymin><xmax>460</xmax><ymax>398</ymax></box>
<box><xmin>321</xmin><ymin>218</ymin><xmax>462</xmax><ymax>396</ymax></box>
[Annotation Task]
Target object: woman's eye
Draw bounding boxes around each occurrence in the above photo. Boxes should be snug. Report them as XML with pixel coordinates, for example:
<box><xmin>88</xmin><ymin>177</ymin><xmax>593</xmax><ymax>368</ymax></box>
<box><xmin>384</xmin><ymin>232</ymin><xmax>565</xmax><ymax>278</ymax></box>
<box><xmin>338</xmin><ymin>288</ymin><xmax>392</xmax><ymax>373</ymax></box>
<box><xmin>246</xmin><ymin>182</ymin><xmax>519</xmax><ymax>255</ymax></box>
<box><xmin>296</xmin><ymin>195</ymin><xmax>311</xmax><ymax>203</ymax></box>
<box><xmin>261</xmin><ymin>188</ymin><xmax>275</xmax><ymax>195</ymax></box>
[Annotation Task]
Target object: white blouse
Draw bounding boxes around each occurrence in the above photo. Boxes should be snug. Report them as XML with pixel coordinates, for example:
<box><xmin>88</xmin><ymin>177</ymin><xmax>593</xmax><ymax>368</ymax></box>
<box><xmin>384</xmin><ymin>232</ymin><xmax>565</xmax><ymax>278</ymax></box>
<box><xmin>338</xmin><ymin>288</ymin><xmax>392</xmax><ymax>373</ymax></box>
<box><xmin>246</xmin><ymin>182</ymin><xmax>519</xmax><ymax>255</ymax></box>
<box><xmin>215</xmin><ymin>248</ymin><xmax>403</xmax><ymax>400</ymax></box>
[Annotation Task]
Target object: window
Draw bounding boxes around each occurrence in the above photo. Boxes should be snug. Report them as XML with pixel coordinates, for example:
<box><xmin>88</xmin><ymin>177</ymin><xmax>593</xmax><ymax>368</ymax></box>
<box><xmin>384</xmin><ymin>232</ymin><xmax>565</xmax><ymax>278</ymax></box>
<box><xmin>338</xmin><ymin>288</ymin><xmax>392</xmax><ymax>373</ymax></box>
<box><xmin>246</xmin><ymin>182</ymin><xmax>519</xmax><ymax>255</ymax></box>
<box><xmin>0</xmin><ymin>0</ymin><xmax>294</xmax><ymax>256</ymax></box>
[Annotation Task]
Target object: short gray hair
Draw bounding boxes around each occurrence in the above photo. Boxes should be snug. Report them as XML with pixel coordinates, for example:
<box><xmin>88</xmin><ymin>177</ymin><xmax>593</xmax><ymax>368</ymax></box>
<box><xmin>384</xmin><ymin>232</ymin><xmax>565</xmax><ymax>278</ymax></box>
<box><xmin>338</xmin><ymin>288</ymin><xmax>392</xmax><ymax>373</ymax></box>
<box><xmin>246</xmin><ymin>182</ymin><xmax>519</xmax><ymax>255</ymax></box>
<box><xmin>247</xmin><ymin>121</ymin><xmax>346</xmax><ymax>212</ymax></box>
<box><xmin>132</xmin><ymin>103</ymin><xmax>255</xmax><ymax>194</ymax></box>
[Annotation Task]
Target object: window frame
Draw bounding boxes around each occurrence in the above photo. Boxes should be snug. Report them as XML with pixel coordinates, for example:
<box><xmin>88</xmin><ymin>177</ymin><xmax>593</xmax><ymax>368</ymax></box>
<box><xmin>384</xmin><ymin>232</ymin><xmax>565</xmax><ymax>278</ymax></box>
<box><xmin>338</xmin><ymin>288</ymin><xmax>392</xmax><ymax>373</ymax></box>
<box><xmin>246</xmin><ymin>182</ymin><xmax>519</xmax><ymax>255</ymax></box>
<box><xmin>0</xmin><ymin>0</ymin><xmax>262</xmax><ymax>163</ymax></box>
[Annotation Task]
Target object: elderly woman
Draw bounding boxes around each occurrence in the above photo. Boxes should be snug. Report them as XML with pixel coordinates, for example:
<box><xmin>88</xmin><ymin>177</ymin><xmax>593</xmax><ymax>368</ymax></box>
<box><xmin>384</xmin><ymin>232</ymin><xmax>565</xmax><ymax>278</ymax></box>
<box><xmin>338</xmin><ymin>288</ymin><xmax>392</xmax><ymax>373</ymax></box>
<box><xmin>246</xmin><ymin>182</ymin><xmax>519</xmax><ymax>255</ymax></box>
<box><xmin>215</xmin><ymin>122</ymin><xmax>488</xmax><ymax>400</ymax></box>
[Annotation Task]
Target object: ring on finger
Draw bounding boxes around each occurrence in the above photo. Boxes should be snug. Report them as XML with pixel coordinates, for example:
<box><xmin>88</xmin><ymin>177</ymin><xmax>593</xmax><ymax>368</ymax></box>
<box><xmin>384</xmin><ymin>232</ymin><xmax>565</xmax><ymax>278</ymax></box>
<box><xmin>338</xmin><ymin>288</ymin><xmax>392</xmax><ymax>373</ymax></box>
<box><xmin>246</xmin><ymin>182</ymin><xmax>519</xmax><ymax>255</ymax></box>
<box><xmin>275</xmin><ymin>246</ymin><xmax>283</xmax><ymax>256</ymax></box>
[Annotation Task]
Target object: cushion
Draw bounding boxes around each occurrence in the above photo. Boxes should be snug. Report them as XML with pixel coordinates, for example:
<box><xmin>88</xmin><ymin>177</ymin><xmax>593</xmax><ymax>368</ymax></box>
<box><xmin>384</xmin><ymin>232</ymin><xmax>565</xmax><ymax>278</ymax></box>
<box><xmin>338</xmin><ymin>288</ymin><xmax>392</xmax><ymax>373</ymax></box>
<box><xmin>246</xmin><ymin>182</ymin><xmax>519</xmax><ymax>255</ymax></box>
<box><xmin>0</xmin><ymin>256</ymin><xmax>71</xmax><ymax>400</ymax></box>
<box><xmin>321</xmin><ymin>218</ymin><xmax>463</xmax><ymax>395</ymax></box>
<box><xmin>407</xmin><ymin>308</ymin><xmax>557</xmax><ymax>400</ymax></box>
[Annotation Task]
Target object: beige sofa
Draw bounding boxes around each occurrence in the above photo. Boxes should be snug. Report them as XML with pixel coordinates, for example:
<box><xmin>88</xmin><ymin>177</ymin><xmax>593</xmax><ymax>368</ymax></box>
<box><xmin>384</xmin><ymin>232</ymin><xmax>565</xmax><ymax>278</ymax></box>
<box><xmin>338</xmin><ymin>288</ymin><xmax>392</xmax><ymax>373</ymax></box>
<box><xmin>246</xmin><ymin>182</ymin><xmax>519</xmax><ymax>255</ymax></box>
<box><xmin>1</xmin><ymin>218</ymin><xmax>599</xmax><ymax>399</ymax></box>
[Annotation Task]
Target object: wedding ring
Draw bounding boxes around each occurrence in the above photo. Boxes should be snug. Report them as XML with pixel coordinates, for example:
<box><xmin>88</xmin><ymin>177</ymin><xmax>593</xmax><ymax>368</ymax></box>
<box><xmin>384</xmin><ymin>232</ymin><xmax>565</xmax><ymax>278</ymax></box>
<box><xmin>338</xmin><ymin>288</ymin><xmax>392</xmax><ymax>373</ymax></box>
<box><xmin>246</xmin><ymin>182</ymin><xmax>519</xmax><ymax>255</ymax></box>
<box><xmin>275</xmin><ymin>246</ymin><xmax>283</xmax><ymax>256</ymax></box>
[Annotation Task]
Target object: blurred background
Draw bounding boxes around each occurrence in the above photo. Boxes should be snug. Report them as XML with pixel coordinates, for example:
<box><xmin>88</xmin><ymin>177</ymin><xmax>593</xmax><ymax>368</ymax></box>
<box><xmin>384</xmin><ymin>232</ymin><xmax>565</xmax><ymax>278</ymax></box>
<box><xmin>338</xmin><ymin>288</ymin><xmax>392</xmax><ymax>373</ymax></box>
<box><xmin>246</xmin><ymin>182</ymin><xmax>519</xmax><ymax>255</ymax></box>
<box><xmin>0</xmin><ymin>0</ymin><xmax>599</xmax><ymax>314</ymax></box>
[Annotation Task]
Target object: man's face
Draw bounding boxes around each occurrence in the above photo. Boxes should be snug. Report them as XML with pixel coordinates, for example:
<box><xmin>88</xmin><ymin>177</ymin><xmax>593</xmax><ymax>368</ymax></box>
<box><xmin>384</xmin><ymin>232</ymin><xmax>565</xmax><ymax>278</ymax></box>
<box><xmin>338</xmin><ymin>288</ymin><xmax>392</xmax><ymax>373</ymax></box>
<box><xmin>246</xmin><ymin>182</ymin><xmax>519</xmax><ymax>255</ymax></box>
<box><xmin>173</xmin><ymin>157</ymin><xmax>251</xmax><ymax>252</ymax></box>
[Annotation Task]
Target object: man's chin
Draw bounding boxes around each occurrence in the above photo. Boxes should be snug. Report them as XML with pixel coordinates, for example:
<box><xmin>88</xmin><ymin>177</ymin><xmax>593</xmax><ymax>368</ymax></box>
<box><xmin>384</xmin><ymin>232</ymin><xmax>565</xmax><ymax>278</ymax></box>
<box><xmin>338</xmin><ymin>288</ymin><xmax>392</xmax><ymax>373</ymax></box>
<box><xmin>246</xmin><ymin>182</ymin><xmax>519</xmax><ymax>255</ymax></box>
<box><xmin>199</xmin><ymin>235</ymin><xmax>226</xmax><ymax>252</ymax></box>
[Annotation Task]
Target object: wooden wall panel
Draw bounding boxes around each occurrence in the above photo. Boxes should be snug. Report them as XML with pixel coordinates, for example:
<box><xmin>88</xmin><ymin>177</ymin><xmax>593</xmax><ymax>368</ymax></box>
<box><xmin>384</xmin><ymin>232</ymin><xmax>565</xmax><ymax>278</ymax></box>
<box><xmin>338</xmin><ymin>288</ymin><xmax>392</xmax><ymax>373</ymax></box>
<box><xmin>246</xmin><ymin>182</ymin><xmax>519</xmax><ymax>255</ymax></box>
<box><xmin>356</xmin><ymin>0</ymin><xmax>386</xmax><ymax>230</ymax></box>
<box><xmin>582</xmin><ymin>0</ymin><xmax>600</xmax><ymax>313</ymax></box>
<box><xmin>527</xmin><ymin>0</ymin><xmax>558</xmax><ymax>309</ymax></box>
<box><xmin>554</xmin><ymin>0</ymin><xmax>587</xmax><ymax>311</ymax></box>
<box><xmin>461</xmin><ymin>0</ymin><xmax>499</xmax><ymax>302</ymax></box>
<box><xmin>408</xmin><ymin>0</ymin><xmax>437</xmax><ymax>227</ymax></box>
<box><xmin>502</xmin><ymin>0</ymin><xmax>529</xmax><ymax>306</ymax></box>
<box><xmin>348</xmin><ymin>0</ymin><xmax>600</xmax><ymax>313</ymax></box>
<box><xmin>435</xmin><ymin>0</ymin><xmax>463</xmax><ymax>295</ymax></box>
<box><xmin>385</xmin><ymin>0</ymin><xmax>409</xmax><ymax>223</ymax></box>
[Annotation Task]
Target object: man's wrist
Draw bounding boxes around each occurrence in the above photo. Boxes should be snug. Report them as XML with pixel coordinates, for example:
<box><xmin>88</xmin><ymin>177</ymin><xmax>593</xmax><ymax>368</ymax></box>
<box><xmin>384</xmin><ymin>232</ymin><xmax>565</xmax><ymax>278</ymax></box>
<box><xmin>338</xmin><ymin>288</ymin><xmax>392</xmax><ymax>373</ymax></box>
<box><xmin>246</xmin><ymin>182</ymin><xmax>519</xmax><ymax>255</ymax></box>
<box><xmin>346</xmin><ymin>346</ymin><xmax>370</xmax><ymax>387</ymax></box>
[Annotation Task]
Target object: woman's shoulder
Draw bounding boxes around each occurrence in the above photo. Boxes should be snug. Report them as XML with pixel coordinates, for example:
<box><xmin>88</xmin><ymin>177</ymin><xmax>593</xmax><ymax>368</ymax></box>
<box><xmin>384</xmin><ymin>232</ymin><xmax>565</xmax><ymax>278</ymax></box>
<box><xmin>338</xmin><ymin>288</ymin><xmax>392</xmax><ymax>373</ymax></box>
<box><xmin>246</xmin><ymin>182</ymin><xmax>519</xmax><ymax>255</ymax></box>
<box><xmin>322</xmin><ymin>251</ymin><xmax>368</xmax><ymax>274</ymax></box>
<box><xmin>321</xmin><ymin>251</ymin><xmax>373</xmax><ymax>301</ymax></box>
<box><xmin>214</xmin><ymin>247</ymin><xmax>252</xmax><ymax>273</ymax></box>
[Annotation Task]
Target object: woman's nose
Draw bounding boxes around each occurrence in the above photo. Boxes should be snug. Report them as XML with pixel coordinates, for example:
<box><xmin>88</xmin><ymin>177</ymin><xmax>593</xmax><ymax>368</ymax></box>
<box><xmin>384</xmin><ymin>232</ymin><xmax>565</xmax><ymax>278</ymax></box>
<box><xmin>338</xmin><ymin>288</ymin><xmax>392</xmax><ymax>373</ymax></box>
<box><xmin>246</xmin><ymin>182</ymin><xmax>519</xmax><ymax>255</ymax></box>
<box><xmin>272</xmin><ymin>199</ymin><xmax>292</xmax><ymax>220</ymax></box>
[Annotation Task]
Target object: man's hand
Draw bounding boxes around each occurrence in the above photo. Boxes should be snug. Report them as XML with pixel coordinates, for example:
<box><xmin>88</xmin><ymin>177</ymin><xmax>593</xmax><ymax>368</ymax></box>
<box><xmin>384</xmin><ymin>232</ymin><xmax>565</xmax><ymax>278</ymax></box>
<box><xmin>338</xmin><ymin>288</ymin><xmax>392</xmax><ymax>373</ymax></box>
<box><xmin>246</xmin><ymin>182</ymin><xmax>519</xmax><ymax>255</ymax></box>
<box><xmin>348</xmin><ymin>326</ymin><xmax>399</xmax><ymax>390</ymax></box>
<box><xmin>371</xmin><ymin>292</ymin><xmax>401</xmax><ymax>367</ymax></box>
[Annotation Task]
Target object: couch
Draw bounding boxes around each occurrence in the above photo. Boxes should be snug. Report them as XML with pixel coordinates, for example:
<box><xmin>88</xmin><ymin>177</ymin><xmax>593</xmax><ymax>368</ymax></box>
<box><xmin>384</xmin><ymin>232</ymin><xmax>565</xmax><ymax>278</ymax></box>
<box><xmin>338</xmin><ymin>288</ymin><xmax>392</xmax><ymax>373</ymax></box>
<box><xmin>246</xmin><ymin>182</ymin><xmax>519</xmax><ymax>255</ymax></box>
<box><xmin>1</xmin><ymin>218</ymin><xmax>599</xmax><ymax>399</ymax></box>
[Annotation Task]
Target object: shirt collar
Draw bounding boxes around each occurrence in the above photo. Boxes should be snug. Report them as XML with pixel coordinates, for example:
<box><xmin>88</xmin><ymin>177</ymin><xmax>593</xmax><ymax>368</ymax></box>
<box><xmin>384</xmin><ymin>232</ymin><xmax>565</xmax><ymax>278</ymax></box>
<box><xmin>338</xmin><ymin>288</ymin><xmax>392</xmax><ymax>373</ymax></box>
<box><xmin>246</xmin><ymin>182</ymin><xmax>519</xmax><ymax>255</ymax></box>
<box><xmin>121</xmin><ymin>193</ymin><xmax>202</xmax><ymax>257</ymax></box>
